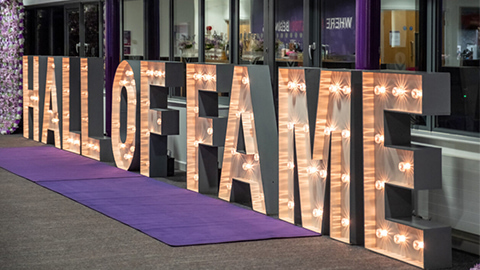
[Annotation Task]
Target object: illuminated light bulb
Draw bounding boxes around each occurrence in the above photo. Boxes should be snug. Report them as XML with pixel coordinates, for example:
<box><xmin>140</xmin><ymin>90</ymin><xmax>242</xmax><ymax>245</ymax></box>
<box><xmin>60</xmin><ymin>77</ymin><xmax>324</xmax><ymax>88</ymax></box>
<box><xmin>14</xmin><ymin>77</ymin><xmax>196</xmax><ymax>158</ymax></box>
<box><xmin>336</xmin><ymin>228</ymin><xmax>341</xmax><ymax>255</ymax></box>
<box><xmin>324</xmin><ymin>127</ymin><xmax>332</xmax><ymax>135</ymax></box>
<box><xmin>207</xmin><ymin>128</ymin><xmax>213</xmax><ymax>135</ymax></box>
<box><xmin>306</xmin><ymin>166</ymin><xmax>318</xmax><ymax>175</ymax></box>
<box><xmin>375</xmin><ymin>180</ymin><xmax>385</xmax><ymax>190</ymax></box>
<box><xmin>342</xmin><ymin>130</ymin><xmax>350</xmax><ymax>138</ymax></box>
<box><xmin>287</xmin><ymin>81</ymin><xmax>295</xmax><ymax>90</ymax></box>
<box><xmin>341</xmin><ymin>218</ymin><xmax>350</xmax><ymax>227</ymax></box>
<box><xmin>329</xmin><ymin>84</ymin><xmax>340</xmax><ymax>93</ymax></box>
<box><xmin>376</xmin><ymin>229</ymin><xmax>388</xmax><ymax>238</ymax></box>
<box><xmin>413</xmin><ymin>240</ymin><xmax>424</xmax><ymax>250</ymax></box>
<box><xmin>303</xmin><ymin>124</ymin><xmax>309</xmax><ymax>133</ymax></box>
<box><xmin>411</xmin><ymin>89</ymin><xmax>422</xmax><ymax>99</ymax></box>
<box><xmin>341</xmin><ymin>174</ymin><xmax>350</xmax><ymax>183</ymax></box>
<box><xmin>287</xmin><ymin>162</ymin><xmax>295</xmax><ymax>170</ymax></box>
<box><xmin>82</xmin><ymin>66</ymin><xmax>88</xmax><ymax>71</ymax></box>
<box><xmin>254</xmin><ymin>153</ymin><xmax>259</xmax><ymax>161</ymax></box>
<box><xmin>64</xmin><ymin>89</ymin><xmax>70</xmax><ymax>93</ymax></box>
<box><xmin>146</xmin><ymin>70</ymin><xmax>153</xmax><ymax>77</ymax></box>
<box><xmin>226</xmin><ymin>183</ymin><xmax>232</xmax><ymax>190</ymax></box>
<box><xmin>193</xmin><ymin>73</ymin><xmax>201</xmax><ymax>80</ymax></box>
<box><xmin>374</xmin><ymin>85</ymin><xmax>386</xmax><ymax>95</ymax></box>
<box><xmin>204</xmin><ymin>74</ymin><xmax>213</xmax><ymax>81</ymax></box>
<box><xmin>158</xmin><ymin>71</ymin><xmax>165</xmax><ymax>77</ymax></box>
<box><xmin>130</xmin><ymin>146</ymin><xmax>135</xmax><ymax>152</ymax></box>
<box><xmin>145</xmin><ymin>101</ymin><xmax>150</xmax><ymax>106</ymax></box>
<box><xmin>193</xmin><ymin>140</ymin><xmax>201</xmax><ymax>147</ymax></box>
<box><xmin>119</xmin><ymin>80</ymin><xmax>127</xmax><ymax>86</ymax></box>
<box><xmin>124</xmin><ymin>153</ymin><xmax>132</xmax><ymax>160</ymax></box>
<box><xmin>392</xmin><ymin>87</ymin><xmax>406</xmax><ymax>97</ymax></box>
<box><xmin>130</xmin><ymin>126</ymin><xmax>136</xmax><ymax>132</ymax></box>
<box><xmin>67</xmin><ymin>138</ymin><xmax>73</xmax><ymax>143</ymax></box>
<box><xmin>120</xmin><ymin>143</ymin><xmax>126</xmax><ymax>149</ymax></box>
<box><xmin>153</xmin><ymin>70</ymin><xmax>160</xmax><ymax>77</ymax></box>
<box><xmin>193</xmin><ymin>174</ymin><xmax>199</xmax><ymax>181</ymax></box>
<box><xmin>374</xmin><ymin>134</ymin><xmax>384</xmax><ymax>144</ymax></box>
<box><xmin>313</xmin><ymin>208</ymin><xmax>323</xmax><ymax>218</ymax></box>
<box><xmin>287</xmin><ymin>122</ymin><xmax>294</xmax><ymax>130</ymax></box>
<box><xmin>93</xmin><ymin>145</ymin><xmax>99</xmax><ymax>151</ymax></box>
<box><xmin>242</xmin><ymin>163</ymin><xmax>253</xmax><ymax>171</ymax></box>
<box><xmin>51</xmin><ymin>118</ymin><xmax>59</xmax><ymax>123</ymax></box>
<box><xmin>319</xmin><ymin>170</ymin><xmax>327</xmax><ymax>178</ymax></box>
<box><xmin>131</xmin><ymin>80</ymin><xmax>136</xmax><ymax>86</ymax></box>
<box><xmin>394</xmin><ymin>234</ymin><xmax>406</xmax><ymax>244</ymax></box>
<box><xmin>125</xmin><ymin>70</ymin><xmax>133</xmax><ymax>76</ymax></box>
<box><xmin>157</xmin><ymin>119</ymin><xmax>162</xmax><ymax>125</ymax></box>
<box><xmin>51</xmin><ymin>63</ymin><xmax>55</xmax><ymax>69</ymax></box>
<box><xmin>64</xmin><ymin>64</ymin><xmax>70</xmax><ymax>69</ymax></box>
<box><xmin>242</xmin><ymin>77</ymin><xmax>249</xmax><ymax>85</ymax></box>
<box><xmin>342</xmin><ymin>86</ymin><xmax>351</xmax><ymax>95</ymax></box>
<box><xmin>298</xmin><ymin>83</ymin><xmax>306</xmax><ymax>92</ymax></box>
<box><xmin>398</xmin><ymin>162</ymin><xmax>412</xmax><ymax>172</ymax></box>
<box><xmin>287</xmin><ymin>201</ymin><xmax>295</xmax><ymax>209</ymax></box>
<box><xmin>145</xmin><ymin>131</ymin><xmax>150</xmax><ymax>136</ymax></box>
<box><xmin>82</xmin><ymin>92</ymin><xmax>88</xmax><ymax>97</ymax></box>
<box><xmin>193</xmin><ymin>107</ymin><xmax>199</xmax><ymax>114</ymax></box>
<box><xmin>236</xmin><ymin>111</ymin><xmax>242</xmax><ymax>118</ymax></box>
<box><xmin>88</xmin><ymin>143</ymin><xmax>94</xmax><ymax>148</ymax></box>
<box><xmin>74</xmin><ymin>140</ymin><xmax>80</xmax><ymax>146</ymax></box>
<box><xmin>82</xmin><ymin>117</ymin><xmax>88</xmax><ymax>122</ymax></box>
<box><xmin>231</xmin><ymin>148</ymin><xmax>237</xmax><ymax>155</ymax></box>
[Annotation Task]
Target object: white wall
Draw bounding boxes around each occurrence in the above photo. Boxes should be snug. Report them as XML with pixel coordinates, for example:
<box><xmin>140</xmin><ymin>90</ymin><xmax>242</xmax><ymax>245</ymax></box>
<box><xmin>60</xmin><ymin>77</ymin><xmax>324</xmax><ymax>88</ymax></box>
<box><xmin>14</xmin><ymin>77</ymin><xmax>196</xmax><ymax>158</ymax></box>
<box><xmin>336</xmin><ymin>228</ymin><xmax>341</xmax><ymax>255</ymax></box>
<box><xmin>414</xmin><ymin>130</ymin><xmax>480</xmax><ymax>236</ymax></box>
<box><xmin>205</xmin><ymin>0</ymin><xmax>229</xmax><ymax>38</ymax></box>
<box><xmin>124</xmin><ymin>0</ymin><xmax>144</xmax><ymax>57</ymax></box>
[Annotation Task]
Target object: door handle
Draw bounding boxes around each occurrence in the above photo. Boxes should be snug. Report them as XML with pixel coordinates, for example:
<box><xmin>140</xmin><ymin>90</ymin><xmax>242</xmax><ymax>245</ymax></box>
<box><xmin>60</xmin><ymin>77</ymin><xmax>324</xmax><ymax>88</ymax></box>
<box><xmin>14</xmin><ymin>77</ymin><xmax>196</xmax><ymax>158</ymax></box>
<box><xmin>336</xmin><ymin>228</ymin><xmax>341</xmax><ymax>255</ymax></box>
<box><xmin>309</xmin><ymin>42</ymin><xmax>316</xmax><ymax>60</ymax></box>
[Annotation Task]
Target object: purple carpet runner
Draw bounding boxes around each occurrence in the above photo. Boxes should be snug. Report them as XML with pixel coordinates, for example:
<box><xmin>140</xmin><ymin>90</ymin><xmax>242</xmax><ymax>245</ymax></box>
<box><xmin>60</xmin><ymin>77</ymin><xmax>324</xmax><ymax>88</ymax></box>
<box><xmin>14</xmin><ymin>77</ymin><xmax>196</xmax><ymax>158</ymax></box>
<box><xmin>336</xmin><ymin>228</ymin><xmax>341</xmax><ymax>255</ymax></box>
<box><xmin>0</xmin><ymin>146</ymin><xmax>319</xmax><ymax>246</ymax></box>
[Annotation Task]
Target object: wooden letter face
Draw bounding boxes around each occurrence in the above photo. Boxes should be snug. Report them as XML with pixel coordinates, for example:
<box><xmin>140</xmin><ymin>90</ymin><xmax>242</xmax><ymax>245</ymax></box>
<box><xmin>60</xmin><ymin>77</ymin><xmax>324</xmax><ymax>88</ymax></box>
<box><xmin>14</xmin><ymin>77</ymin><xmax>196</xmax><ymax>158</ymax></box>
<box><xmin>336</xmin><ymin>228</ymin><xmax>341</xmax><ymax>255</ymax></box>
<box><xmin>278</xmin><ymin>68</ymin><xmax>352</xmax><ymax>243</ymax></box>
<box><xmin>61</xmin><ymin>58</ymin><xmax>81</xmax><ymax>154</ymax></box>
<box><xmin>363</xmin><ymin>72</ymin><xmax>451</xmax><ymax>269</ymax></box>
<box><xmin>111</xmin><ymin>61</ymin><xmax>138</xmax><ymax>170</ymax></box>
<box><xmin>23</xmin><ymin>56</ymin><xmax>40</xmax><ymax>141</ymax></box>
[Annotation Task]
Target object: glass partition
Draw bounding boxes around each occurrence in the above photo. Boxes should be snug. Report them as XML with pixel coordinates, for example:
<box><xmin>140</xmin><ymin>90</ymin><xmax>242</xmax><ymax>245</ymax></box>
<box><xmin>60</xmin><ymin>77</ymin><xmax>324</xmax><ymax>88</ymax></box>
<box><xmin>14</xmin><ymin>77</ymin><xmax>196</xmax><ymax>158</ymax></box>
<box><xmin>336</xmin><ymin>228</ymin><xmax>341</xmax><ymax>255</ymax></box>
<box><xmin>275</xmin><ymin>0</ymin><xmax>303</xmax><ymax>68</ymax></box>
<box><xmin>174</xmin><ymin>0</ymin><xmax>198</xmax><ymax>62</ymax></box>
<box><xmin>239</xmin><ymin>0</ymin><xmax>264</xmax><ymax>64</ymax></box>
<box><xmin>205</xmin><ymin>0</ymin><xmax>230</xmax><ymax>63</ymax></box>
<box><xmin>123</xmin><ymin>0</ymin><xmax>144</xmax><ymax>59</ymax></box>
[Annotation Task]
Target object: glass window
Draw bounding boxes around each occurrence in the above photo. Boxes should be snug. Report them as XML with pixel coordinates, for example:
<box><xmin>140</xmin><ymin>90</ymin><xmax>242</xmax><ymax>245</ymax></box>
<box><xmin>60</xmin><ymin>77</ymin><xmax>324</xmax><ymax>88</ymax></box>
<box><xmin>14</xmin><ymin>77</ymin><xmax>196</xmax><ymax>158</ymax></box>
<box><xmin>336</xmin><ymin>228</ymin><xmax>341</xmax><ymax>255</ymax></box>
<box><xmin>174</xmin><ymin>0</ymin><xmax>198</xmax><ymax>62</ymax></box>
<box><xmin>380</xmin><ymin>0</ymin><xmax>419</xmax><ymax>71</ymax></box>
<box><xmin>84</xmin><ymin>3</ymin><xmax>100</xmax><ymax>57</ymax></box>
<box><xmin>159</xmin><ymin>0</ymin><xmax>170</xmax><ymax>60</ymax></box>
<box><xmin>321</xmin><ymin>0</ymin><xmax>356</xmax><ymax>69</ymax></box>
<box><xmin>239</xmin><ymin>0</ymin><xmax>263</xmax><ymax>64</ymax></box>
<box><xmin>275</xmin><ymin>0</ymin><xmax>303</xmax><ymax>67</ymax></box>
<box><xmin>205</xmin><ymin>0</ymin><xmax>229</xmax><ymax>63</ymax></box>
<box><xmin>123</xmin><ymin>0</ymin><xmax>144</xmax><ymax>59</ymax></box>
<box><xmin>437</xmin><ymin>0</ymin><xmax>479</xmax><ymax>134</ymax></box>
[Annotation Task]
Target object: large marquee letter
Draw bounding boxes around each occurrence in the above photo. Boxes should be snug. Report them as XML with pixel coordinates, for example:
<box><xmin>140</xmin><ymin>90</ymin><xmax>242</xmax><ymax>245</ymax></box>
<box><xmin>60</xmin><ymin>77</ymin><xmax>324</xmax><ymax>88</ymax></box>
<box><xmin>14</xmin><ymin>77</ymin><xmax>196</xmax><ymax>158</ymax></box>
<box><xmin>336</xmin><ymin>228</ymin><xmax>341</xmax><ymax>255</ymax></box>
<box><xmin>186</xmin><ymin>63</ymin><xmax>233</xmax><ymax>194</ymax></box>
<box><xmin>363</xmin><ymin>71</ymin><xmax>451</xmax><ymax>268</ymax></box>
<box><xmin>40</xmin><ymin>57</ymin><xmax>61</xmax><ymax>148</ymax></box>
<box><xmin>140</xmin><ymin>61</ymin><xmax>183</xmax><ymax>177</ymax></box>
<box><xmin>112</xmin><ymin>60</ymin><xmax>140</xmax><ymax>170</ymax></box>
<box><xmin>79</xmin><ymin>58</ymin><xmax>113</xmax><ymax>161</ymax></box>
<box><xmin>278</xmin><ymin>68</ymin><xmax>363</xmax><ymax>244</ymax></box>
<box><xmin>218</xmin><ymin>65</ymin><xmax>278</xmax><ymax>215</ymax></box>
<box><xmin>23</xmin><ymin>56</ymin><xmax>40</xmax><ymax>141</ymax></box>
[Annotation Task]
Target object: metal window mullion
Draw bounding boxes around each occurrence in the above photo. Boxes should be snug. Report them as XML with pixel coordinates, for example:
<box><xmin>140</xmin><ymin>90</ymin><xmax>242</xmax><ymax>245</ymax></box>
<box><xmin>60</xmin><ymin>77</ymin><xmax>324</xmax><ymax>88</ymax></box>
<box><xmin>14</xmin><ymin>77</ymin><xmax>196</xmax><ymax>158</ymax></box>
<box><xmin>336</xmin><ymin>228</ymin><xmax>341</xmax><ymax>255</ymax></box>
<box><xmin>198</xmin><ymin>0</ymin><xmax>205</xmax><ymax>62</ymax></box>
<box><xmin>169</xmin><ymin>0</ymin><xmax>174</xmax><ymax>61</ymax></box>
<box><xmin>230</xmin><ymin>0</ymin><xmax>239</xmax><ymax>64</ymax></box>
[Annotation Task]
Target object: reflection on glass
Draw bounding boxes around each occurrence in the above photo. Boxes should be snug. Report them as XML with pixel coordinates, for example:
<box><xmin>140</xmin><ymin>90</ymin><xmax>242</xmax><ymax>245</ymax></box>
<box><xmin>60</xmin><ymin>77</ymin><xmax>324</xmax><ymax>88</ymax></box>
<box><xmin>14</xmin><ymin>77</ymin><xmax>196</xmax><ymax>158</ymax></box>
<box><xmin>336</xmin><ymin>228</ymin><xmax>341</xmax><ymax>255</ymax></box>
<box><xmin>84</xmin><ymin>4</ymin><xmax>99</xmax><ymax>57</ymax></box>
<box><xmin>321</xmin><ymin>0</ymin><xmax>356</xmax><ymax>69</ymax></box>
<box><xmin>443</xmin><ymin>1</ymin><xmax>480</xmax><ymax>67</ymax></box>
<box><xmin>239</xmin><ymin>0</ymin><xmax>263</xmax><ymax>64</ymax></box>
<box><xmin>438</xmin><ymin>1</ymin><xmax>479</xmax><ymax>133</ymax></box>
<box><xmin>66</xmin><ymin>9</ymin><xmax>80</xmax><ymax>56</ymax></box>
<box><xmin>124</xmin><ymin>0</ymin><xmax>144</xmax><ymax>59</ymax></box>
<box><xmin>380</xmin><ymin>0</ymin><xmax>419</xmax><ymax>71</ymax></box>
<box><xmin>205</xmin><ymin>0</ymin><xmax>229</xmax><ymax>63</ymax></box>
<box><xmin>159</xmin><ymin>0</ymin><xmax>170</xmax><ymax>60</ymax></box>
<box><xmin>174</xmin><ymin>0</ymin><xmax>198</xmax><ymax>62</ymax></box>
<box><xmin>275</xmin><ymin>0</ymin><xmax>303</xmax><ymax>67</ymax></box>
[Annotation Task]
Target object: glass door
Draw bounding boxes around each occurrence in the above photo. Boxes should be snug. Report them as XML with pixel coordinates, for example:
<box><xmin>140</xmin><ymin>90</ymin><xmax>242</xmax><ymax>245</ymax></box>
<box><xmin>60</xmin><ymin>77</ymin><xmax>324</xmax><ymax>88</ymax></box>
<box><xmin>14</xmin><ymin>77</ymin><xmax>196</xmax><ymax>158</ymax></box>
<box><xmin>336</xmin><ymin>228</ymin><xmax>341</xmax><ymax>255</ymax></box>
<box><xmin>65</xmin><ymin>2</ymin><xmax>103</xmax><ymax>57</ymax></box>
